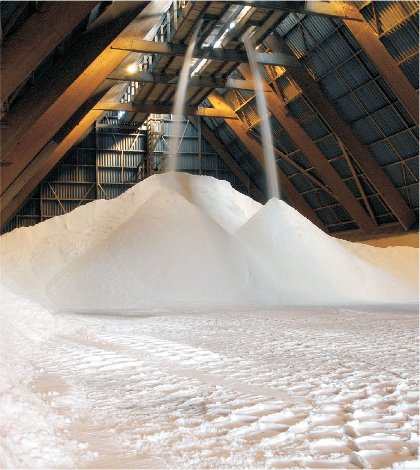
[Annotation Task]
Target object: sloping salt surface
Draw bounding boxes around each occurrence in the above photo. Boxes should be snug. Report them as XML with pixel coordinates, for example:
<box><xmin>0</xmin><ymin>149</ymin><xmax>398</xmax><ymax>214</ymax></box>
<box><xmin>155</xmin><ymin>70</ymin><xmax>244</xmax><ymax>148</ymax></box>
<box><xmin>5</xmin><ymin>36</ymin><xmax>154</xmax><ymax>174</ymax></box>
<box><xmin>0</xmin><ymin>173</ymin><xmax>260</xmax><ymax>306</ymax></box>
<box><xmin>46</xmin><ymin>188</ymin><xmax>279</xmax><ymax>312</ymax></box>
<box><xmin>157</xmin><ymin>172</ymin><xmax>261</xmax><ymax>232</ymax></box>
<box><xmin>0</xmin><ymin>284</ymin><xmax>53</xmax><ymax>394</ymax></box>
<box><xmin>339</xmin><ymin>239</ymin><xmax>419</xmax><ymax>291</ymax></box>
<box><xmin>236</xmin><ymin>198</ymin><xmax>418</xmax><ymax>304</ymax></box>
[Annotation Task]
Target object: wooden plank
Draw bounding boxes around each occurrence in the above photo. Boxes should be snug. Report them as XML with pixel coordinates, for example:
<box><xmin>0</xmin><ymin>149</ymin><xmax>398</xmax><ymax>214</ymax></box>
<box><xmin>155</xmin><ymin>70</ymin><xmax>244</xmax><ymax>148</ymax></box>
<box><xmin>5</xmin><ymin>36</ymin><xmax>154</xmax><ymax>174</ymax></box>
<box><xmin>93</xmin><ymin>102</ymin><xmax>240</xmax><ymax>119</ymax></box>
<box><xmin>207</xmin><ymin>92</ymin><xmax>326</xmax><ymax>230</ymax></box>
<box><xmin>1</xmin><ymin>1</ymin><xmax>98</xmax><ymax>101</ymax></box>
<box><xmin>238</xmin><ymin>64</ymin><xmax>377</xmax><ymax>234</ymax></box>
<box><xmin>265</xmin><ymin>34</ymin><xmax>416</xmax><ymax>230</ymax></box>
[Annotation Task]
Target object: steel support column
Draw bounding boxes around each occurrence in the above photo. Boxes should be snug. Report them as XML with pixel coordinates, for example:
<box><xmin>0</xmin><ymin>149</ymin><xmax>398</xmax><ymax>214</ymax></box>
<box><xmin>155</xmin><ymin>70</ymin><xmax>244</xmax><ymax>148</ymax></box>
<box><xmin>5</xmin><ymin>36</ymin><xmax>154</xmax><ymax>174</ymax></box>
<box><xmin>0</xmin><ymin>84</ymin><xmax>128</xmax><ymax>226</ymax></box>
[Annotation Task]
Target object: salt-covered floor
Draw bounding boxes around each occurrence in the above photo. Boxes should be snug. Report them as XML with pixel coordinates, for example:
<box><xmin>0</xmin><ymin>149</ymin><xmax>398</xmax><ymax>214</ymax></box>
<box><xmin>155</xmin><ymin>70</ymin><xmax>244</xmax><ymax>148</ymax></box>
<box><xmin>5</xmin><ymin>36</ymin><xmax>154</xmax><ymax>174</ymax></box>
<box><xmin>26</xmin><ymin>307</ymin><xmax>418</xmax><ymax>469</ymax></box>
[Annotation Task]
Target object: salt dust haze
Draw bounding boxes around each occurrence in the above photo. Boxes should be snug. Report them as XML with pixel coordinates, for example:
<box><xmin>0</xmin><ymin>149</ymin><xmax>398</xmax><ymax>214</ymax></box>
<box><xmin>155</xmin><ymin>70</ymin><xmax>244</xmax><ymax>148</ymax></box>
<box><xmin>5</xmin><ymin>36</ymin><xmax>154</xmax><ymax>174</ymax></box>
<box><xmin>1</xmin><ymin>173</ymin><xmax>419</xmax><ymax>468</ymax></box>
<box><xmin>166</xmin><ymin>22</ymin><xmax>202</xmax><ymax>173</ymax></box>
<box><xmin>242</xmin><ymin>32</ymin><xmax>280</xmax><ymax>200</ymax></box>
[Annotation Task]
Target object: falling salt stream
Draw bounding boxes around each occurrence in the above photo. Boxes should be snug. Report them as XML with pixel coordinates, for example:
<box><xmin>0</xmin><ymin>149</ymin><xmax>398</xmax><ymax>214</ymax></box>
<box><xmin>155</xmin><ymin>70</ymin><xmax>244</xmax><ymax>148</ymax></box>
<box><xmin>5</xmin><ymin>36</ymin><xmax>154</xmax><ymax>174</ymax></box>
<box><xmin>166</xmin><ymin>22</ymin><xmax>202</xmax><ymax>173</ymax></box>
<box><xmin>242</xmin><ymin>32</ymin><xmax>280</xmax><ymax>200</ymax></box>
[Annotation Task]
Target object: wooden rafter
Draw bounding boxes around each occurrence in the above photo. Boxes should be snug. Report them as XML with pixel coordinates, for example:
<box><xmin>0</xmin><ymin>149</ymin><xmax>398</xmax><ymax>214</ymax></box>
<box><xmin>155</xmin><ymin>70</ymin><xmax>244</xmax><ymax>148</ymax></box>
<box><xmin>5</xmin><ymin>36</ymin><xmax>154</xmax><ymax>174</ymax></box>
<box><xmin>226</xmin><ymin>1</ymin><xmax>363</xmax><ymax>20</ymax></box>
<box><xmin>238</xmin><ymin>63</ymin><xmax>376</xmax><ymax>234</ymax></box>
<box><xmin>110</xmin><ymin>37</ymin><xmax>299</xmax><ymax>66</ymax></box>
<box><xmin>108</xmin><ymin>70</ymin><xmax>273</xmax><ymax>92</ymax></box>
<box><xmin>93</xmin><ymin>102</ymin><xmax>239</xmax><ymax>119</ymax></box>
<box><xmin>0</xmin><ymin>1</ymin><xmax>170</xmax><ymax>199</ymax></box>
<box><xmin>264</xmin><ymin>33</ymin><xmax>416</xmax><ymax>230</ymax></box>
<box><xmin>1</xmin><ymin>1</ymin><xmax>98</xmax><ymax>102</ymax></box>
<box><xmin>207</xmin><ymin>92</ymin><xmax>326</xmax><ymax>231</ymax></box>
<box><xmin>0</xmin><ymin>2</ymin><xmax>29</xmax><ymax>43</ymax></box>
<box><xmin>343</xmin><ymin>3</ymin><xmax>419</xmax><ymax>126</ymax></box>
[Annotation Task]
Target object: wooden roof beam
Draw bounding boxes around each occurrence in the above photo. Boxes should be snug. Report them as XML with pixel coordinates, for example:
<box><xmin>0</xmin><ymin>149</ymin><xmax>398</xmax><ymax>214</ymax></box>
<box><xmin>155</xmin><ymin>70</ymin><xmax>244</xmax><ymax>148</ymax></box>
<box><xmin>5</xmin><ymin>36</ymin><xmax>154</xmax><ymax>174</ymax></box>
<box><xmin>207</xmin><ymin>92</ymin><xmax>326</xmax><ymax>231</ymax></box>
<box><xmin>189</xmin><ymin>116</ymin><xmax>265</xmax><ymax>203</ymax></box>
<box><xmin>334</xmin><ymin>223</ymin><xmax>417</xmax><ymax>243</ymax></box>
<box><xmin>343</xmin><ymin>3</ymin><xmax>419</xmax><ymax>126</ymax></box>
<box><xmin>265</xmin><ymin>34</ymin><xmax>416</xmax><ymax>230</ymax></box>
<box><xmin>110</xmin><ymin>38</ymin><xmax>300</xmax><ymax>66</ymax></box>
<box><xmin>93</xmin><ymin>102</ymin><xmax>239</xmax><ymax>119</ymax></box>
<box><xmin>0</xmin><ymin>84</ymin><xmax>129</xmax><ymax>227</ymax></box>
<box><xmin>238</xmin><ymin>63</ymin><xmax>377</xmax><ymax>234</ymax></box>
<box><xmin>0</xmin><ymin>2</ymin><xmax>29</xmax><ymax>43</ymax></box>
<box><xmin>109</xmin><ymin>70</ymin><xmax>273</xmax><ymax>92</ymax></box>
<box><xmin>1</xmin><ymin>1</ymin><xmax>171</xmax><ymax>198</ymax></box>
<box><xmin>1</xmin><ymin>1</ymin><xmax>98</xmax><ymax>102</ymax></box>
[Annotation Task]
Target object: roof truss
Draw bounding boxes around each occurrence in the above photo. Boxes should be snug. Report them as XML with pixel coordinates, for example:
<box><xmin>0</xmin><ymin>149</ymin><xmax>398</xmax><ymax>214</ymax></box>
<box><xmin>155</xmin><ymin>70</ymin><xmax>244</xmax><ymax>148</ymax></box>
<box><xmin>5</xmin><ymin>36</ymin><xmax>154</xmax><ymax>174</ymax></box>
<box><xmin>111</xmin><ymin>37</ymin><xmax>299</xmax><ymax>66</ymax></box>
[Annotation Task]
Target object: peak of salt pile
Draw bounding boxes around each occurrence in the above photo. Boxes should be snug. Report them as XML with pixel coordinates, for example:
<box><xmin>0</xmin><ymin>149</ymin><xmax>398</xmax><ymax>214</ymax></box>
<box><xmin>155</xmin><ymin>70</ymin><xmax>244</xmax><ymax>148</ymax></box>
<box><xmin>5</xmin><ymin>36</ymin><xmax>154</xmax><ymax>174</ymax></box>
<box><xmin>236</xmin><ymin>198</ymin><xmax>417</xmax><ymax>304</ymax></box>
<box><xmin>0</xmin><ymin>173</ymin><xmax>260</xmax><ymax>305</ymax></box>
<box><xmin>1</xmin><ymin>173</ymin><xmax>418</xmax><ymax>311</ymax></box>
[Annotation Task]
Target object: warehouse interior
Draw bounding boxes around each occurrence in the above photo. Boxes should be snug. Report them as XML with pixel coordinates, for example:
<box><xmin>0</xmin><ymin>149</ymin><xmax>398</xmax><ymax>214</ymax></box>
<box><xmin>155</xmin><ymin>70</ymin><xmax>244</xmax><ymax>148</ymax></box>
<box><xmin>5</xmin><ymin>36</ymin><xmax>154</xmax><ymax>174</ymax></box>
<box><xmin>1</xmin><ymin>0</ymin><xmax>419</xmax><ymax>244</ymax></box>
<box><xmin>1</xmin><ymin>1</ymin><xmax>419</xmax><ymax>468</ymax></box>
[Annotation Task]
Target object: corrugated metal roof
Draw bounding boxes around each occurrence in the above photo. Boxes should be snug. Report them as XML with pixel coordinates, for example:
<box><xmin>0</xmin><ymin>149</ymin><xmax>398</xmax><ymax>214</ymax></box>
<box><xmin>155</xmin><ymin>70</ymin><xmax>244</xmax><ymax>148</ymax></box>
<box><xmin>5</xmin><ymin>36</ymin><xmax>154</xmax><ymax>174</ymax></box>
<box><xmin>400</xmin><ymin>57</ymin><xmax>419</xmax><ymax>89</ymax></box>
<box><xmin>275</xmin><ymin>6</ymin><xmax>418</xmax><ymax>216</ymax></box>
<box><xmin>356</xmin><ymin>1</ymin><xmax>419</xmax><ymax>89</ymax></box>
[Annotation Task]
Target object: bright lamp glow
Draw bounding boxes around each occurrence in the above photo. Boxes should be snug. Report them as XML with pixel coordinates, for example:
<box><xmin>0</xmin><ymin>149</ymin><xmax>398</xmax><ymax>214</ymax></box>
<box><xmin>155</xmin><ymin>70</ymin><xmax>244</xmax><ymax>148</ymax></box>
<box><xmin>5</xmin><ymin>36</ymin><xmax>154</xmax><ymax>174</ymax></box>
<box><xmin>127</xmin><ymin>63</ymin><xmax>137</xmax><ymax>74</ymax></box>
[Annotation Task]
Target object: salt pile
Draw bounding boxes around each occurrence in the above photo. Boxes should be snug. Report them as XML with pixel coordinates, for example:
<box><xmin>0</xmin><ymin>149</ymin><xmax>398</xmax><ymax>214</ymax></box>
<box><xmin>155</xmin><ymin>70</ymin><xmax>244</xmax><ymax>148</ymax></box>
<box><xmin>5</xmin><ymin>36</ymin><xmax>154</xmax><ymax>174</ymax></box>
<box><xmin>236</xmin><ymin>198</ymin><xmax>418</xmax><ymax>305</ymax></box>
<box><xmin>46</xmin><ymin>188</ymin><xmax>278</xmax><ymax>311</ymax></box>
<box><xmin>0</xmin><ymin>172</ymin><xmax>418</xmax><ymax>312</ymax></box>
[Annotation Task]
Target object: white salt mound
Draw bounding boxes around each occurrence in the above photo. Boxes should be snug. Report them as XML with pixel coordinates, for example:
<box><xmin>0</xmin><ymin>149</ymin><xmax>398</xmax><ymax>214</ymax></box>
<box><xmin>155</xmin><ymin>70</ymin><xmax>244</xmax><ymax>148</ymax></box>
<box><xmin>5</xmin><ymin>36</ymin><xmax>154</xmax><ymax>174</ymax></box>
<box><xmin>46</xmin><ymin>188</ymin><xmax>280</xmax><ymax>312</ymax></box>
<box><xmin>0</xmin><ymin>173</ymin><xmax>260</xmax><ymax>305</ymax></box>
<box><xmin>339</xmin><ymin>239</ymin><xmax>419</xmax><ymax>290</ymax></box>
<box><xmin>0</xmin><ymin>173</ymin><xmax>417</xmax><ymax>311</ymax></box>
<box><xmin>236</xmin><ymin>198</ymin><xmax>417</xmax><ymax>305</ymax></box>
